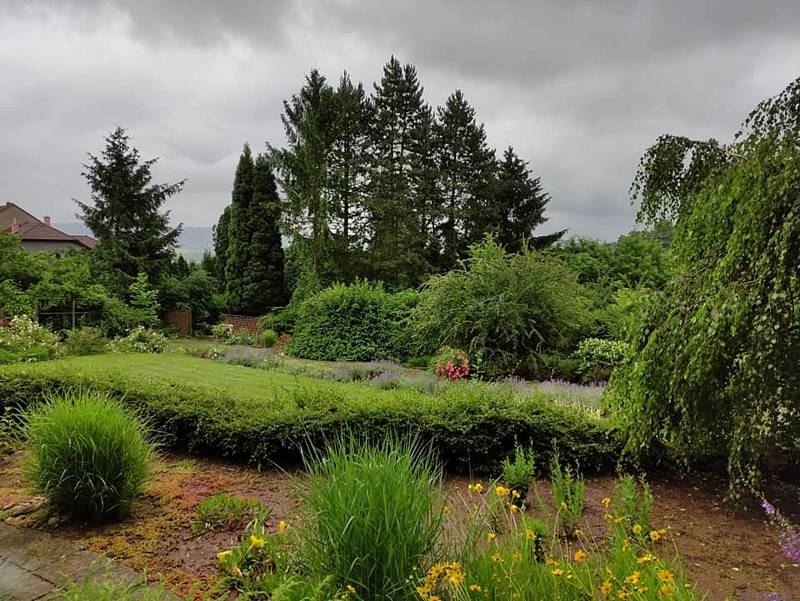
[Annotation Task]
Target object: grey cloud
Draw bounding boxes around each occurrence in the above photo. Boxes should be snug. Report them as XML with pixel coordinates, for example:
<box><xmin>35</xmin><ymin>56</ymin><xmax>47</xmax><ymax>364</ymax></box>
<box><xmin>0</xmin><ymin>0</ymin><xmax>798</xmax><ymax>240</ymax></box>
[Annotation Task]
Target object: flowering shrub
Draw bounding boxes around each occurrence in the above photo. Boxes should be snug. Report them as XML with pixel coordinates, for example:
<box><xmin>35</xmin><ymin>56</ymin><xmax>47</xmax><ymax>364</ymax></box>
<box><xmin>762</xmin><ymin>498</ymin><xmax>800</xmax><ymax>563</ymax></box>
<box><xmin>212</xmin><ymin>322</ymin><xmax>233</xmax><ymax>342</ymax></box>
<box><xmin>0</xmin><ymin>315</ymin><xmax>59</xmax><ymax>358</ymax></box>
<box><xmin>109</xmin><ymin>326</ymin><xmax>167</xmax><ymax>354</ymax></box>
<box><xmin>433</xmin><ymin>346</ymin><xmax>469</xmax><ymax>381</ymax></box>
<box><xmin>573</xmin><ymin>338</ymin><xmax>629</xmax><ymax>383</ymax></box>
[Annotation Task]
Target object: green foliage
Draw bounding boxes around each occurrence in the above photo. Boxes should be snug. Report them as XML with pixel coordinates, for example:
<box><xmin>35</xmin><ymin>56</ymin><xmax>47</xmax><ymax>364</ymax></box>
<box><xmin>301</xmin><ymin>434</ymin><xmax>443</xmax><ymax>600</ymax></box>
<box><xmin>109</xmin><ymin>326</ymin><xmax>167</xmax><ymax>353</ymax></box>
<box><xmin>613</xmin><ymin>474</ymin><xmax>654</xmax><ymax>533</ymax></box>
<box><xmin>573</xmin><ymin>338</ymin><xmax>629</xmax><ymax>383</ymax></box>
<box><xmin>225</xmin><ymin>145</ymin><xmax>287</xmax><ymax>314</ymax></box>
<box><xmin>0</xmin><ymin>315</ymin><xmax>59</xmax><ymax>357</ymax></box>
<box><xmin>127</xmin><ymin>272</ymin><xmax>160</xmax><ymax>328</ymax></box>
<box><xmin>0</xmin><ymin>354</ymin><xmax>619</xmax><ymax>474</ymax></box>
<box><xmin>500</xmin><ymin>445</ymin><xmax>536</xmax><ymax>497</ymax></box>
<box><xmin>64</xmin><ymin>327</ymin><xmax>108</xmax><ymax>356</ymax></box>
<box><xmin>212</xmin><ymin>322</ymin><xmax>232</xmax><ymax>341</ymax></box>
<box><xmin>213</xmin><ymin>205</ymin><xmax>231</xmax><ymax>281</ymax></box>
<box><xmin>431</xmin><ymin>346</ymin><xmax>469</xmax><ymax>381</ymax></box>
<box><xmin>549</xmin><ymin>452</ymin><xmax>585</xmax><ymax>536</ymax></box>
<box><xmin>76</xmin><ymin>126</ymin><xmax>184</xmax><ymax>296</ymax></box>
<box><xmin>408</xmin><ymin>238</ymin><xmax>591</xmax><ymax>378</ymax></box>
<box><xmin>54</xmin><ymin>572</ymin><xmax>172</xmax><ymax>601</ymax></box>
<box><xmin>192</xmin><ymin>493</ymin><xmax>268</xmax><ymax>534</ymax></box>
<box><xmin>0</xmin><ymin>278</ymin><xmax>33</xmax><ymax>317</ymax></box>
<box><xmin>288</xmin><ymin>281</ymin><xmax>417</xmax><ymax>361</ymax></box>
<box><xmin>22</xmin><ymin>389</ymin><xmax>154</xmax><ymax>520</ymax></box>
<box><xmin>610</xmin><ymin>76</ymin><xmax>800</xmax><ymax>493</ymax></box>
<box><xmin>258</xmin><ymin>329</ymin><xmax>278</xmax><ymax>347</ymax></box>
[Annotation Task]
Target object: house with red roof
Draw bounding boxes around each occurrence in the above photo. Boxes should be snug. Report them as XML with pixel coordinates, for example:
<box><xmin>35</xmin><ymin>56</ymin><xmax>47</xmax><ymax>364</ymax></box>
<box><xmin>0</xmin><ymin>202</ymin><xmax>96</xmax><ymax>253</ymax></box>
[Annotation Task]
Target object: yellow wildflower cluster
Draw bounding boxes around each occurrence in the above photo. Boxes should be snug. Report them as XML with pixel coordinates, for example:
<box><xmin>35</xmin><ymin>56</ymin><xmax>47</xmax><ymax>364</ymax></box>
<box><xmin>467</xmin><ymin>482</ymin><xmax>484</xmax><ymax>494</ymax></box>
<box><xmin>416</xmin><ymin>561</ymin><xmax>466</xmax><ymax>601</ymax></box>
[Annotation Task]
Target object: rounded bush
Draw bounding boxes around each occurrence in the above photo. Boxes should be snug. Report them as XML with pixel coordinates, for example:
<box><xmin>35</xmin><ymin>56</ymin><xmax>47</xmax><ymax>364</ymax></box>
<box><xmin>258</xmin><ymin>329</ymin><xmax>278</xmax><ymax>348</ymax></box>
<box><xmin>22</xmin><ymin>390</ymin><xmax>154</xmax><ymax>521</ymax></box>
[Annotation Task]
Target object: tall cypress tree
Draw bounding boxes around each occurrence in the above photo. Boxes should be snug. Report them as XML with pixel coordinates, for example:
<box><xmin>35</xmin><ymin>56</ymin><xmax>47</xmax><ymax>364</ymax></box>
<box><xmin>212</xmin><ymin>205</ymin><xmax>231</xmax><ymax>280</ymax></box>
<box><xmin>493</xmin><ymin>147</ymin><xmax>565</xmax><ymax>252</ymax></box>
<box><xmin>226</xmin><ymin>145</ymin><xmax>286</xmax><ymax>314</ymax></box>
<box><xmin>76</xmin><ymin>126</ymin><xmax>184</xmax><ymax>295</ymax></box>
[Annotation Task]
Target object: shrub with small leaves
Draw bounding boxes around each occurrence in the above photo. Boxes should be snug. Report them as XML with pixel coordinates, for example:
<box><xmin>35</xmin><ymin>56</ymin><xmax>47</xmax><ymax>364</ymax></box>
<box><xmin>501</xmin><ymin>445</ymin><xmax>536</xmax><ymax>500</ymax></box>
<box><xmin>109</xmin><ymin>326</ymin><xmax>167</xmax><ymax>353</ymax></box>
<box><xmin>549</xmin><ymin>451</ymin><xmax>585</xmax><ymax>537</ymax></box>
<box><xmin>212</xmin><ymin>322</ymin><xmax>233</xmax><ymax>342</ymax></box>
<box><xmin>614</xmin><ymin>474</ymin><xmax>654</xmax><ymax>532</ymax></box>
<box><xmin>258</xmin><ymin>329</ymin><xmax>278</xmax><ymax>348</ymax></box>
<box><xmin>64</xmin><ymin>327</ymin><xmax>108</xmax><ymax>356</ymax></box>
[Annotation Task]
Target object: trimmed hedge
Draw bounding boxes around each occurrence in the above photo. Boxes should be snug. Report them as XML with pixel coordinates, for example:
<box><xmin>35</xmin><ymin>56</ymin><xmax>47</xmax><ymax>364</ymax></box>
<box><xmin>0</xmin><ymin>355</ymin><xmax>620</xmax><ymax>473</ymax></box>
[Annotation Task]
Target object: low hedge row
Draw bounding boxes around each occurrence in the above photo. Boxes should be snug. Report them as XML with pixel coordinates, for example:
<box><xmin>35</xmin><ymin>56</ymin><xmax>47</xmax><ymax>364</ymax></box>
<box><xmin>0</xmin><ymin>355</ymin><xmax>621</xmax><ymax>473</ymax></box>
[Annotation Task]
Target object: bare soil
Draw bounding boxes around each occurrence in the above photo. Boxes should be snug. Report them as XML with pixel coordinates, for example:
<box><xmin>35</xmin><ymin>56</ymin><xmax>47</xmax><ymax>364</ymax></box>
<box><xmin>0</xmin><ymin>451</ymin><xmax>797</xmax><ymax>600</ymax></box>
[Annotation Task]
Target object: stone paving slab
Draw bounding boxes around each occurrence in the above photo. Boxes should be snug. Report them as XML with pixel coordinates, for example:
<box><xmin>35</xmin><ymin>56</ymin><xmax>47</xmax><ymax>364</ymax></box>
<box><xmin>0</xmin><ymin>523</ymin><xmax>179</xmax><ymax>600</ymax></box>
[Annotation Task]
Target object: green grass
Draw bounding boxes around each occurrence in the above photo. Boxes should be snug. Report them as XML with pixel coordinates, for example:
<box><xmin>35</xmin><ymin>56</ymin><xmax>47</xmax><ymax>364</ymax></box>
<box><xmin>0</xmin><ymin>354</ymin><xmax>619</xmax><ymax>472</ymax></box>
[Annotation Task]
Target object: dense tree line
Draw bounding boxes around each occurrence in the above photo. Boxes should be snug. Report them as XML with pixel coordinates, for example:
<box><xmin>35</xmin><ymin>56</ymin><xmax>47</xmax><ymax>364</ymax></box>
<box><xmin>264</xmin><ymin>57</ymin><xmax>561</xmax><ymax>289</ymax></box>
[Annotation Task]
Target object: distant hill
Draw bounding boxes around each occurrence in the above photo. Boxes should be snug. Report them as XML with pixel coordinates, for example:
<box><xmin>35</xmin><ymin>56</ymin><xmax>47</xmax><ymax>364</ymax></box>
<box><xmin>56</xmin><ymin>223</ymin><xmax>214</xmax><ymax>262</ymax></box>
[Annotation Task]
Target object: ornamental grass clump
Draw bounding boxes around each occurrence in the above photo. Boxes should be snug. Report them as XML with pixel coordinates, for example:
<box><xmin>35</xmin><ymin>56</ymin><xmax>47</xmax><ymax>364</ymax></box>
<box><xmin>22</xmin><ymin>389</ymin><xmax>154</xmax><ymax>521</ymax></box>
<box><xmin>301</xmin><ymin>434</ymin><xmax>444</xmax><ymax>600</ymax></box>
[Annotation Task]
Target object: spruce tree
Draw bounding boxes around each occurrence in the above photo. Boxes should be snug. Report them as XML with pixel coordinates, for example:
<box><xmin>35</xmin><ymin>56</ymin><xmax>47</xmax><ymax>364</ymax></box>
<box><xmin>433</xmin><ymin>90</ymin><xmax>496</xmax><ymax>270</ymax></box>
<box><xmin>366</xmin><ymin>57</ymin><xmax>432</xmax><ymax>286</ymax></box>
<box><xmin>225</xmin><ymin>145</ymin><xmax>286</xmax><ymax>314</ymax></box>
<box><xmin>493</xmin><ymin>147</ymin><xmax>565</xmax><ymax>252</ymax></box>
<box><xmin>76</xmin><ymin>126</ymin><xmax>184</xmax><ymax>295</ymax></box>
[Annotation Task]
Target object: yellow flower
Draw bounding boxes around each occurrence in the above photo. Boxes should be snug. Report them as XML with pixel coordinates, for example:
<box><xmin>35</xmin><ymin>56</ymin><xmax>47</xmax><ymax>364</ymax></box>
<box><xmin>622</xmin><ymin>539</ymin><xmax>630</xmax><ymax>551</ymax></box>
<box><xmin>346</xmin><ymin>584</ymin><xmax>356</xmax><ymax>594</ymax></box>
<box><xmin>249</xmin><ymin>534</ymin><xmax>265</xmax><ymax>549</ymax></box>
<box><xmin>613</xmin><ymin>516</ymin><xmax>623</xmax><ymax>524</ymax></box>
<box><xmin>511</xmin><ymin>489</ymin><xmax>521</xmax><ymax>499</ymax></box>
<box><xmin>526</xmin><ymin>529</ymin><xmax>537</xmax><ymax>540</ymax></box>
<box><xmin>495</xmin><ymin>485</ymin><xmax>510</xmax><ymax>497</ymax></box>
<box><xmin>604</xmin><ymin>512</ymin><xmax>613</xmax><ymax>521</ymax></box>
<box><xmin>512</xmin><ymin>551</ymin><xmax>522</xmax><ymax>561</ymax></box>
<box><xmin>649</xmin><ymin>530</ymin><xmax>661</xmax><ymax>542</ymax></box>
<box><xmin>573</xmin><ymin>528</ymin><xmax>583</xmax><ymax>537</ymax></box>
<box><xmin>573</xmin><ymin>549</ymin><xmax>587</xmax><ymax>563</ymax></box>
<box><xmin>600</xmin><ymin>580</ymin><xmax>613</xmax><ymax>594</ymax></box>
<box><xmin>637</xmin><ymin>554</ymin><xmax>654</xmax><ymax>564</ymax></box>
<box><xmin>625</xmin><ymin>571</ymin><xmax>641</xmax><ymax>585</ymax></box>
<box><xmin>469</xmin><ymin>584</ymin><xmax>482</xmax><ymax>592</ymax></box>
<box><xmin>468</xmin><ymin>482</ymin><xmax>484</xmax><ymax>494</ymax></box>
<box><xmin>231</xmin><ymin>565</ymin><xmax>243</xmax><ymax>578</ymax></box>
<box><xmin>546</xmin><ymin>558</ymin><xmax>559</xmax><ymax>567</ymax></box>
<box><xmin>216</xmin><ymin>550</ymin><xmax>232</xmax><ymax>563</ymax></box>
<box><xmin>491</xmin><ymin>554</ymin><xmax>503</xmax><ymax>563</ymax></box>
<box><xmin>443</xmin><ymin>505</ymin><xmax>451</xmax><ymax>514</ymax></box>
<box><xmin>552</xmin><ymin>568</ymin><xmax>564</xmax><ymax>576</ymax></box>
<box><xmin>487</xmin><ymin>532</ymin><xmax>496</xmax><ymax>541</ymax></box>
<box><xmin>560</xmin><ymin>500</ymin><xmax>568</xmax><ymax>511</ymax></box>
<box><xmin>657</xmin><ymin>570</ymin><xmax>674</xmax><ymax>583</ymax></box>
<box><xmin>658</xmin><ymin>583</ymin><xmax>676</xmax><ymax>597</ymax></box>
<box><xmin>632</xmin><ymin>524</ymin><xmax>642</xmax><ymax>535</ymax></box>
<box><xmin>510</xmin><ymin>504</ymin><xmax>519</xmax><ymax>513</ymax></box>
<box><xmin>279</xmin><ymin>520</ymin><xmax>288</xmax><ymax>533</ymax></box>
<box><xmin>429</xmin><ymin>596</ymin><xmax>442</xmax><ymax>601</ymax></box>
<box><xmin>659</xmin><ymin>527</ymin><xmax>668</xmax><ymax>536</ymax></box>
<box><xmin>637</xmin><ymin>587</ymin><xmax>649</xmax><ymax>593</ymax></box>
<box><xmin>618</xmin><ymin>590</ymin><xmax>629</xmax><ymax>599</ymax></box>
<box><xmin>602</xmin><ymin>496</ymin><xmax>612</xmax><ymax>508</ymax></box>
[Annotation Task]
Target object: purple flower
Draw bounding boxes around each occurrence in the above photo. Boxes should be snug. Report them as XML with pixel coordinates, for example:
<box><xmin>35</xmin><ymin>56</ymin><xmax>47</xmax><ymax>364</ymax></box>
<box><xmin>766</xmin><ymin>593</ymin><xmax>787</xmax><ymax>601</ymax></box>
<box><xmin>762</xmin><ymin>499</ymin><xmax>777</xmax><ymax>517</ymax></box>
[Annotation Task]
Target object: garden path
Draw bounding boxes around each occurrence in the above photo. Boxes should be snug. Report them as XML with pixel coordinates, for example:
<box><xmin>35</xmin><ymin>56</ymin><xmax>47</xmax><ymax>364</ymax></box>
<box><xmin>0</xmin><ymin>523</ymin><xmax>178</xmax><ymax>600</ymax></box>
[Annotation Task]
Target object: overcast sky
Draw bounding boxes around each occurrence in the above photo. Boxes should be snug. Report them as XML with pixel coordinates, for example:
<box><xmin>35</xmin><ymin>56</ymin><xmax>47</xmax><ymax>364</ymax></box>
<box><xmin>1</xmin><ymin>1</ymin><xmax>799</xmax><ymax>240</ymax></box>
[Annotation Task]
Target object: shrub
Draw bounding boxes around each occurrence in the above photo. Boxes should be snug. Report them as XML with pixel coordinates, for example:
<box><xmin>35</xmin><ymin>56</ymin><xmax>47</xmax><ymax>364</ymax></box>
<box><xmin>407</xmin><ymin>238</ymin><xmax>591</xmax><ymax>378</ymax></box>
<box><xmin>258</xmin><ymin>329</ymin><xmax>278</xmax><ymax>348</ymax></box>
<box><xmin>301</xmin><ymin>434</ymin><xmax>444</xmax><ymax>600</ymax></box>
<box><xmin>22</xmin><ymin>390</ymin><xmax>154</xmax><ymax>520</ymax></box>
<box><xmin>613</xmin><ymin>474</ymin><xmax>654</xmax><ymax>533</ymax></box>
<box><xmin>549</xmin><ymin>452</ymin><xmax>585</xmax><ymax>537</ymax></box>
<box><xmin>432</xmin><ymin>346</ymin><xmax>469</xmax><ymax>381</ymax></box>
<box><xmin>212</xmin><ymin>322</ymin><xmax>233</xmax><ymax>341</ymax></box>
<box><xmin>0</xmin><ymin>315</ymin><xmax>59</xmax><ymax>357</ymax></box>
<box><xmin>109</xmin><ymin>326</ymin><xmax>167</xmax><ymax>354</ymax></box>
<box><xmin>64</xmin><ymin>327</ymin><xmax>108</xmax><ymax>356</ymax></box>
<box><xmin>218</xmin><ymin>346</ymin><xmax>265</xmax><ymax>367</ymax></box>
<box><xmin>229</xmin><ymin>331</ymin><xmax>255</xmax><ymax>345</ymax></box>
<box><xmin>192</xmin><ymin>493</ymin><xmax>268</xmax><ymax>534</ymax></box>
<box><xmin>288</xmin><ymin>281</ymin><xmax>417</xmax><ymax>361</ymax></box>
<box><xmin>0</xmin><ymin>347</ymin><xmax>50</xmax><ymax>365</ymax></box>
<box><xmin>0</xmin><ymin>355</ymin><xmax>620</xmax><ymax>474</ymax></box>
<box><xmin>573</xmin><ymin>337</ymin><xmax>629</xmax><ymax>383</ymax></box>
<box><xmin>328</xmin><ymin>360</ymin><xmax>404</xmax><ymax>383</ymax></box>
<box><xmin>500</xmin><ymin>445</ymin><xmax>536</xmax><ymax>500</ymax></box>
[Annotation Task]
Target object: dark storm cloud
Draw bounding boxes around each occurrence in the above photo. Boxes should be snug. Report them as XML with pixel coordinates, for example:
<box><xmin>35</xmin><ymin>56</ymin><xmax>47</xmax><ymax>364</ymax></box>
<box><xmin>0</xmin><ymin>0</ymin><xmax>798</xmax><ymax>239</ymax></box>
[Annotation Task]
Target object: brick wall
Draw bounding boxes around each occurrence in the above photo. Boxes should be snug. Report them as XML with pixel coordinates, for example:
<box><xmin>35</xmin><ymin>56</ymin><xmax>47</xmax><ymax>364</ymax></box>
<box><xmin>162</xmin><ymin>308</ymin><xmax>192</xmax><ymax>336</ymax></box>
<box><xmin>222</xmin><ymin>313</ymin><xmax>261</xmax><ymax>336</ymax></box>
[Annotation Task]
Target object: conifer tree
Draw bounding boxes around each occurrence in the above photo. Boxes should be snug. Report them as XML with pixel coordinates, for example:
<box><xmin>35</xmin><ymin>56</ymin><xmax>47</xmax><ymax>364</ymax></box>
<box><xmin>76</xmin><ymin>126</ymin><xmax>184</xmax><ymax>295</ymax></box>
<box><xmin>212</xmin><ymin>205</ymin><xmax>231</xmax><ymax>280</ymax></box>
<box><xmin>225</xmin><ymin>145</ymin><xmax>286</xmax><ymax>314</ymax></box>
<box><xmin>493</xmin><ymin>147</ymin><xmax>565</xmax><ymax>252</ymax></box>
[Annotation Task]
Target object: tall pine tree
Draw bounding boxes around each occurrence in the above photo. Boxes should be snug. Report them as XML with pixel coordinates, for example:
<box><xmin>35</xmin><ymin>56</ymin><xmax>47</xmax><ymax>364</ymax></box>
<box><xmin>225</xmin><ymin>145</ymin><xmax>286</xmax><ymax>314</ymax></box>
<box><xmin>493</xmin><ymin>147</ymin><xmax>565</xmax><ymax>252</ymax></box>
<box><xmin>76</xmin><ymin>126</ymin><xmax>184</xmax><ymax>296</ymax></box>
<box><xmin>212</xmin><ymin>205</ymin><xmax>231</xmax><ymax>280</ymax></box>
